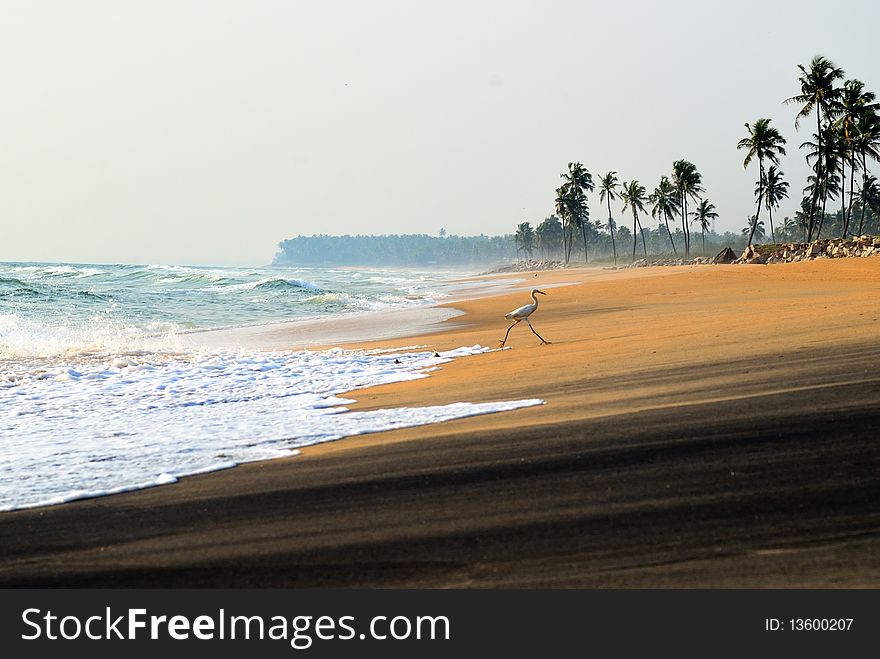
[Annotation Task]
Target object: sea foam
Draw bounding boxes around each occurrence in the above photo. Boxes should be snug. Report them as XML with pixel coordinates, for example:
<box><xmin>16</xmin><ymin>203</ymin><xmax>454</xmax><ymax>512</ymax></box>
<box><xmin>0</xmin><ymin>345</ymin><xmax>542</xmax><ymax>511</ymax></box>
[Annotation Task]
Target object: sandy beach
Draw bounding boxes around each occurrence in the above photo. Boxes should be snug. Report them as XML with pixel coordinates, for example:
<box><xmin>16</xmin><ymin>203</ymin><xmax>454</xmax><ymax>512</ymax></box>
<box><xmin>2</xmin><ymin>260</ymin><xmax>880</xmax><ymax>587</ymax></box>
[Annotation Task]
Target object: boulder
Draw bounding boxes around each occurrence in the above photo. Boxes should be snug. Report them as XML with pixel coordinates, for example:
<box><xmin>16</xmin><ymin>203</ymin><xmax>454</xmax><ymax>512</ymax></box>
<box><xmin>713</xmin><ymin>247</ymin><xmax>737</xmax><ymax>264</ymax></box>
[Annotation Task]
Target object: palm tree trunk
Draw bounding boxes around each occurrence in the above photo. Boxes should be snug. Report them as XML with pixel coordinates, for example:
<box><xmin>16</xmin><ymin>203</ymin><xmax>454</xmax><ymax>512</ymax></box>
<box><xmin>840</xmin><ymin>157</ymin><xmax>846</xmax><ymax>237</ymax></box>
<box><xmin>581</xmin><ymin>221</ymin><xmax>588</xmax><ymax>263</ymax></box>
<box><xmin>607</xmin><ymin>197</ymin><xmax>617</xmax><ymax>266</ymax></box>
<box><xmin>637</xmin><ymin>213</ymin><xmax>647</xmax><ymax>258</ymax></box>
<box><xmin>701</xmin><ymin>228</ymin><xmax>705</xmax><ymax>254</ymax></box>
<box><xmin>565</xmin><ymin>221</ymin><xmax>574</xmax><ymax>264</ymax></box>
<box><xmin>664</xmin><ymin>210</ymin><xmax>677</xmax><ymax>255</ymax></box>
<box><xmin>858</xmin><ymin>150</ymin><xmax>868</xmax><ymax>236</ymax></box>
<box><xmin>632</xmin><ymin>210</ymin><xmax>638</xmax><ymax>262</ymax></box>
<box><xmin>816</xmin><ymin>179</ymin><xmax>829</xmax><ymax>238</ymax></box>
<box><xmin>845</xmin><ymin>153</ymin><xmax>857</xmax><ymax>236</ymax></box>
<box><xmin>748</xmin><ymin>160</ymin><xmax>764</xmax><ymax>247</ymax></box>
<box><xmin>808</xmin><ymin>106</ymin><xmax>823</xmax><ymax>241</ymax></box>
<box><xmin>562</xmin><ymin>220</ymin><xmax>569</xmax><ymax>264</ymax></box>
<box><xmin>769</xmin><ymin>205</ymin><xmax>775</xmax><ymax>243</ymax></box>
<box><xmin>685</xmin><ymin>199</ymin><xmax>690</xmax><ymax>259</ymax></box>
<box><xmin>807</xmin><ymin>177</ymin><xmax>820</xmax><ymax>241</ymax></box>
<box><xmin>681</xmin><ymin>193</ymin><xmax>689</xmax><ymax>259</ymax></box>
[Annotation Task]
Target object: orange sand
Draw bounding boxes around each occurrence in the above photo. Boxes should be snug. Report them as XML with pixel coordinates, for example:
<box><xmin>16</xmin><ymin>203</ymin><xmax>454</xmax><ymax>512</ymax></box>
<box><xmin>304</xmin><ymin>259</ymin><xmax>880</xmax><ymax>457</ymax></box>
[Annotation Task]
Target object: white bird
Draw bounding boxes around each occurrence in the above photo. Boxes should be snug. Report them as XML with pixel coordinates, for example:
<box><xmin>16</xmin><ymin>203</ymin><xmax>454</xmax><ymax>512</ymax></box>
<box><xmin>500</xmin><ymin>288</ymin><xmax>549</xmax><ymax>346</ymax></box>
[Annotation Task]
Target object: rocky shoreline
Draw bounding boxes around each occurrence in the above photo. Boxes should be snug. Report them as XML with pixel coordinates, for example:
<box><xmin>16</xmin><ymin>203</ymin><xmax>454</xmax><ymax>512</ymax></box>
<box><xmin>484</xmin><ymin>259</ymin><xmax>567</xmax><ymax>274</ymax></box>
<box><xmin>735</xmin><ymin>235</ymin><xmax>880</xmax><ymax>264</ymax></box>
<box><xmin>487</xmin><ymin>236</ymin><xmax>880</xmax><ymax>272</ymax></box>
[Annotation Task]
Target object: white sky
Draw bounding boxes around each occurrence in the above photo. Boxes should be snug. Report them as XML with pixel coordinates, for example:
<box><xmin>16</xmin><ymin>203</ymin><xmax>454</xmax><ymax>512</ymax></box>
<box><xmin>1</xmin><ymin>0</ymin><xmax>878</xmax><ymax>265</ymax></box>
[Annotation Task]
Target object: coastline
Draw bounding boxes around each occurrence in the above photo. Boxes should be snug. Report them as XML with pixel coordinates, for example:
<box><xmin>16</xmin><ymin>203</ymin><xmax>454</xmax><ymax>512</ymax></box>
<box><xmin>184</xmin><ymin>267</ymin><xmax>585</xmax><ymax>352</ymax></box>
<box><xmin>2</xmin><ymin>259</ymin><xmax>880</xmax><ymax>587</ymax></box>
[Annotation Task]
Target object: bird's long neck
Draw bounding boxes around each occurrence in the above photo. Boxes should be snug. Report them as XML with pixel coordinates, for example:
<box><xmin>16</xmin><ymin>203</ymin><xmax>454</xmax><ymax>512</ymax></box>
<box><xmin>531</xmin><ymin>291</ymin><xmax>539</xmax><ymax>306</ymax></box>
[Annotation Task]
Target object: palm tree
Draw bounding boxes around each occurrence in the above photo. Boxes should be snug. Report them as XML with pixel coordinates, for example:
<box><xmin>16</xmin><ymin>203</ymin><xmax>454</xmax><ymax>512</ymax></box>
<box><xmin>836</xmin><ymin>80</ymin><xmax>877</xmax><ymax>233</ymax></box>
<box><xmin>785</xmin><ymin>55</ymin><xmax>845</xmax><ymax>240</ymax></box>
<box><xmin>853</xmin><ymin>106</ymin><xmax>880</xmax><ymax>235</ymax></box>
<box><xmin>742</xmin><ymin>216</ymin><xmax>766</xmax><ymax>243</ymax></box>
<box><xmin>737</xmin><ymin>118</ymin><xmax>787</xmax><ymax>246</ymax></box>
<box><xmin>553</xmin><ymin>187</ymin><xmax>572</xmax><ymax>262</ymax></box>
<box><xmin>649</xmin><ymin>176</ymin><xmax>680</xmax><ymax>255</ymax></box>
<box><xmin>558</xmin><ymin>162</ymin><xmax>594</xmax><ymax>264</ymax></box>
<box><xmin>514</xmin><ymin>222</ymin><xmax>535</xmax><ymax>258</ymax></box>
<box><xmin>598</xmin><ymin>172</ymin><xmax>620</xmax><ymax>265</ymax></box>
<box><xmin>760</xmin><ymin>165</ymin><xmax>790</xmax><ymax>242</ymax></box>
<box><xmin>803</xmin><ymin>123</ymin><xmax>843</xmax><ymax>238</ymax></box>
<box><xmin>672</xmin><ymin>160</ymin><xmax>704</xmax><ymax>259</ymax></box>
<box><xmin>620</xmin><ymin>180</ymin><xmax>648</xmax><ymax>262</ymax></box>
<box><xmin>690</xmin><ymin>199</ymin><xmax>718</xmax><ymax>254</ymax></box>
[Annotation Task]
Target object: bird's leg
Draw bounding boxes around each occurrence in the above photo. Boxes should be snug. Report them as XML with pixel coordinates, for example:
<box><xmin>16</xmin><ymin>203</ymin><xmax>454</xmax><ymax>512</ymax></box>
<box><xmin>526</xmin><ymin>318</ymin><xmax>550</xmax><ymax>344</ymax></box>
<box><xmin>500</xmin><ymin>320</ymin><xmax>520</xmax><ymax>346</ymax></box>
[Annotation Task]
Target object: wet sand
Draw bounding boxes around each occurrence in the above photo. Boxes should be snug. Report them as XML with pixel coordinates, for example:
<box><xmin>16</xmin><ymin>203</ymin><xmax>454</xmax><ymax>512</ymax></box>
<box><xmin>2</xmin><ymin>259</ymin><xmax>880</xmax><ymax>587</ymax></box>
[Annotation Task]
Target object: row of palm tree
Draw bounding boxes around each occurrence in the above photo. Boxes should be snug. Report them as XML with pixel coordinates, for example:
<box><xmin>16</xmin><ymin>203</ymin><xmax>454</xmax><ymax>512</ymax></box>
<box><xmin>740</xmin><ymin>55</ymin><xmax>880</xmax><ymax>245</ymax></box>
<box><xmin>518</xmin><ymin>57</ymin><xmax>880</xmax><ymax>265</ymax></box>
<box><xmin>543</xmin><ymin>160</ymin><xmax>717</xmax><ymax>264</ymax></box>
<box><xmin>521</xmin><ymin>216</ymin><xmax>770</xmax><ymax>261</ymax></box>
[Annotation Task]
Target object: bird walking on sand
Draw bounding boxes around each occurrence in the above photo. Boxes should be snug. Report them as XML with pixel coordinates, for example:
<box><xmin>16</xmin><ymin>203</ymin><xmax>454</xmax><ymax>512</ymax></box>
<box><xmin>500</xmin><ymin>288</ymin><xmax>550</xmax><ymax>346</ymax></box>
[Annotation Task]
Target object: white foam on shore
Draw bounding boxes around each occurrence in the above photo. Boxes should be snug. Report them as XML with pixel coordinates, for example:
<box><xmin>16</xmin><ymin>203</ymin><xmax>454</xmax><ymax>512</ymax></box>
<box><xmin>0</xmin><ymin>345</ymin><xmax>543</xmax><ymax>512</ymax></box>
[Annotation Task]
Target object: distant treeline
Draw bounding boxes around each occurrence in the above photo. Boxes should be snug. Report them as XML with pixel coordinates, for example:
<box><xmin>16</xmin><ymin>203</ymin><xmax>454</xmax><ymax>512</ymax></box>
<box><xmin>274</xmin><ymin>234</ymin><xmax>518</xmax><ymax>267</ymax></box>
<box><xmin>273</xmin><ymin>228</ymin><xmax>754</xmax><ymax>268</ymax></box>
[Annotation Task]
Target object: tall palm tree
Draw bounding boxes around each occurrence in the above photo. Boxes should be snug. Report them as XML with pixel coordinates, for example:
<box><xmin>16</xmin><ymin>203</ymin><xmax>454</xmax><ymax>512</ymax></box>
<box><xmin>836</xmin><ymin>80</ymin><xmax>877</xmax><ymax>232</ymax></box>
<box><xmin>649</xmin><ymin>176</ymin><xmax>680</xmax><ymax>255</ymax></box>
<box><xmin>672</xmin><ymin>160</ymin><xmax>704</xmax><ymax>259</ymax></box>
<box><xmin>690</xmin><ymin>199</ymin><xmax>718</xmax><ymax>254</ymax></box>
<box><xmin>558</xmin><ymin>162</ymin><xmax>594</xmax><ymax>264</ymax></box>
<box><xmin>785</xmin><ymin>55</ymin><xmax>845</xmax><ymax>240</ymax></box>
<box><xmin>760</xmin><ymin>165</ymin><xmax>790</xmax><ymax>242</ymax></box>
<box><xmin>598</xmin><ymin>171</ymin><xmax>620</xmax><ymax>265</ymax></box>
<box><xmin>620</xmin><ymin>180</ymin><xmax>648</xmax><ymax>262</ymax></box>
<box><xmin>737</xmin><ymin>118</ymin><xmax>787</xmax><ymax>246</ymax></box>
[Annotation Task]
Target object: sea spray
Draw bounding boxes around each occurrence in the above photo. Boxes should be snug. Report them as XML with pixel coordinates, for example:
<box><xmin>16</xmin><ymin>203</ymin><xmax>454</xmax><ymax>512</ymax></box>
<box><xmin>0</xmin><ymin>261</ymin><xmax>533</xmax><ymax>511</ymax></box>
<box><xmin>0</xmin><ymin>344</ymin><xmax>543</xmax><ymax>511</ymax></box>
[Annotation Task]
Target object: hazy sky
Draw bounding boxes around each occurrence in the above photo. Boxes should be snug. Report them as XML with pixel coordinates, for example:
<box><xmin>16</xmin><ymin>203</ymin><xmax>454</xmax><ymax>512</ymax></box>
<box><xmin>1</xmin><ymin>0</ymin><xmax>879</xmax><ymax>265</ymax></box>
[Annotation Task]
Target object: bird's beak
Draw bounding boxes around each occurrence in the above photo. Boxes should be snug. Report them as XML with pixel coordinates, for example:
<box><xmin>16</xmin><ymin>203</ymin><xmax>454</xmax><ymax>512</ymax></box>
<box><xmin>537</xmin><ymin>290</ymin><xmax>547</xmax><ymax>295</ymax></box>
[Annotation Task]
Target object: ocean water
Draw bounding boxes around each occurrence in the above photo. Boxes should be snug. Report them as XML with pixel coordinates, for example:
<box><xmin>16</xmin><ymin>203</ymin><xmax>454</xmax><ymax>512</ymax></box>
<box><xmin>0</xmin><ymin>262</ymin><xmax>541</xmax><ymax>511</ymax></box>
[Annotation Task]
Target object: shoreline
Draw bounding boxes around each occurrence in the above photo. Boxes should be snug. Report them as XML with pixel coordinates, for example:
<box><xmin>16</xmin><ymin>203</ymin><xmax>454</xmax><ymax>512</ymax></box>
<box><xmin>184</xmin><ymin>267</ymin><xmax>592</xmax><ymax>352</ymax></box>
<box><xmin>2</xmin><ymin>259</ymin><xmax>880</xmax><ymax>587</ymax></box>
